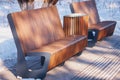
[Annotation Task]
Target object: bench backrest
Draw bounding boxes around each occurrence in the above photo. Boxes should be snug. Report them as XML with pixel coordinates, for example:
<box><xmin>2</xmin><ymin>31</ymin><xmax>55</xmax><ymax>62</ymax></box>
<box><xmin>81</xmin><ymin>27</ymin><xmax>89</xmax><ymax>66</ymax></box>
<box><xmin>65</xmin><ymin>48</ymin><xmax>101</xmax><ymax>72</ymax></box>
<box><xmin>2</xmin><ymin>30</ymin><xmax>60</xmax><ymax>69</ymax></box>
<box><xmin>71</xmin><ymin>0</ymin><xmax>100</xmax><ymax>27</ymax></box>
<box><xmin>8</xmin><ymin>6</ymin><xmax>65</xmax><ymax>54</ymax></box>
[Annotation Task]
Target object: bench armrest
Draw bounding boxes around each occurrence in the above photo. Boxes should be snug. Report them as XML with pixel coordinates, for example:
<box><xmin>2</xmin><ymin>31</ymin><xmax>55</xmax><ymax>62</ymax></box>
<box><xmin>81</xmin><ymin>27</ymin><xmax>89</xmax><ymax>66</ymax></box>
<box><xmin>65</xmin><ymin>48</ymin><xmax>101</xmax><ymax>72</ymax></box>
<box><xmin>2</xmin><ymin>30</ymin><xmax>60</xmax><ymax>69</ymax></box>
<box><xmin>27</xmin><ymin>52</ymin><xmax>50</xmax><ymax>79</ymax></box>
<box><xmin>17</xmin><ymin>52</ymin><xmax>50</xmax><ymax>79</ymax></box>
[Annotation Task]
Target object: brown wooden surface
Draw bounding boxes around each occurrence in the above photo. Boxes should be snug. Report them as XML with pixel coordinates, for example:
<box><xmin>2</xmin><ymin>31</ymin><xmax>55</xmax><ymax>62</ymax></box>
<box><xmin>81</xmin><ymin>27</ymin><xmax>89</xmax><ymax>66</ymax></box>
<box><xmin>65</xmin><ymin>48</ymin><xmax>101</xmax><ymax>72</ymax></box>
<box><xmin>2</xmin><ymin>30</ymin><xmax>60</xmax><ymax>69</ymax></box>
<box><xmin>11</xmin><ymin>6</ymin><xmax>65</xmax><ymax>54</ymax></box>
<box><xmin>71</xmin><ymin>0</ymin><xmax>100</xmax><ymax>27</ymax></box>
<box><xmin>63</xmin><ymin>14</ymin><xmax>89</xmax><ymax>37</ymax></box>
<box><xmin>30</xmin><ymin>35</ymin><xmax>87</xmax><ymax>70</ymax></box>
<box><xmin>91</xmin><ymin>21</ymin><xmax>116</xmax><ymax>40</ymax></box>
<box><xmin>8</xmin><ymin>5</ymin><xmax>87</xmax><ymax>78</ymax></box>
<box><xmin>71</xmin><ymin>0</ymin><xmax>116</xmax><ymax>41</ymax></box>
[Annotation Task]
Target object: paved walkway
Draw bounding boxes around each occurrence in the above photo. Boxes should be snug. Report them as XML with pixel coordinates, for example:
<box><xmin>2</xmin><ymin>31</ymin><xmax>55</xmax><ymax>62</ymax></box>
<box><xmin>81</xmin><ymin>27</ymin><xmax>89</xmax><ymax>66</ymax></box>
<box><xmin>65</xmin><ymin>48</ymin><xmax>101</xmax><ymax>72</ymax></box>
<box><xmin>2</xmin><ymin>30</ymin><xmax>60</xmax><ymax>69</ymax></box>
<box><xmin>45</xmin><ymin>35</ymin><xmax>120</xmax><ymax>80</ymax></box>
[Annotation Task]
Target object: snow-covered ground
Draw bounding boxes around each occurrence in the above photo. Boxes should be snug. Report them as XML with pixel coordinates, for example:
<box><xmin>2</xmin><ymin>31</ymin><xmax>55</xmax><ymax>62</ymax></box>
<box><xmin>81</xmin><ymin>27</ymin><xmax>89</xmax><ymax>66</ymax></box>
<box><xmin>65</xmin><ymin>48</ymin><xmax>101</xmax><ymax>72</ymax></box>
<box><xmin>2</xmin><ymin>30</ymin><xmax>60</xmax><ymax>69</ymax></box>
<box><xmin>0</xmin><ymin>0</ymin><xmax>120</xmax><ymax>79</ymax></box>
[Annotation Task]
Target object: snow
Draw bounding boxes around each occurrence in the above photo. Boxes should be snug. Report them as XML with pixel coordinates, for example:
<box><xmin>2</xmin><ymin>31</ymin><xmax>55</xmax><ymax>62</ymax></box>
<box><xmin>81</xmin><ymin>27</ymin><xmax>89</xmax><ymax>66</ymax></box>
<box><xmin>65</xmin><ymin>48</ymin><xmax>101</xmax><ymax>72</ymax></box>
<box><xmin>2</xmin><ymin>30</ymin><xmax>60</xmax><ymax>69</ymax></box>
<box><xmin>0</xmin><ymin>0</ymin><xmax>120</xmax><ymax>79</ymax></box>
<box><xmin>96</xmin><ymin>0</ymin><xmax>120</xmax><ymax>36</ymax></box>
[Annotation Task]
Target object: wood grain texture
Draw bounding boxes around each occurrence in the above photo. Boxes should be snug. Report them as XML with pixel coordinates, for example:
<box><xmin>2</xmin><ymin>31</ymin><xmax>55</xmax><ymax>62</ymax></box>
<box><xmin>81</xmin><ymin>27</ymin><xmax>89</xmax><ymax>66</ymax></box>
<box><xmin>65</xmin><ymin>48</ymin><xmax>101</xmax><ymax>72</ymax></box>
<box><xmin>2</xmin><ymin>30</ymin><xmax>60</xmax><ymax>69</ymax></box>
<box><xmin>11</xmin><ymin>6</ymin><xmax>65</xmax><ymax>54</ymax></box>
<box><xmin>8</xmin><ymin>5</ymin><xmax>87</xmax><ymax>75</ymax></box>
<box><xmin>71</xmin><ymin>0</ymin><xmax>117</xmax><ymax>41</ymax></box>
<box><xmin>63</xmin><ymin>15</ymin><xmax>89</xmax><ymax>37</ymax></box>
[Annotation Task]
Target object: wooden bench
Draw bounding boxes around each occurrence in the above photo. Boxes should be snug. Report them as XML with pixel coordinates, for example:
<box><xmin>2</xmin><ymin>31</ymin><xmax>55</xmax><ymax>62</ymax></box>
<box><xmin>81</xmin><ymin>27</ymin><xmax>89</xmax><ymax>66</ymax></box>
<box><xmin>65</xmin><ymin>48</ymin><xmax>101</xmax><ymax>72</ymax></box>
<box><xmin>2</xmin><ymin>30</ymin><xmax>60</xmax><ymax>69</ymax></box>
<box><xmin>7</xmin><ymin>6</ymin><xmax>87</xmax><ymax>79</ymax></box>
<box><xmin>70</xmin><ymin>0</ymin><xmax>117</xmax><ymax>42</ymax></box>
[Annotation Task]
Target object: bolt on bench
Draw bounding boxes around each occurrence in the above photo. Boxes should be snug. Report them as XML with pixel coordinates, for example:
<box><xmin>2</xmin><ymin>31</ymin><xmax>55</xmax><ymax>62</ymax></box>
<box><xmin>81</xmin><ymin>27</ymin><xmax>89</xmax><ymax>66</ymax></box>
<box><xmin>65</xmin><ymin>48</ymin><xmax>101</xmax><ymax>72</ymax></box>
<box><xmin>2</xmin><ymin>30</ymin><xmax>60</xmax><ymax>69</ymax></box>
<box><xmin>7</xmin><ymin>6</ymin><xmax>87</xmax><ymax>79</ymax></box>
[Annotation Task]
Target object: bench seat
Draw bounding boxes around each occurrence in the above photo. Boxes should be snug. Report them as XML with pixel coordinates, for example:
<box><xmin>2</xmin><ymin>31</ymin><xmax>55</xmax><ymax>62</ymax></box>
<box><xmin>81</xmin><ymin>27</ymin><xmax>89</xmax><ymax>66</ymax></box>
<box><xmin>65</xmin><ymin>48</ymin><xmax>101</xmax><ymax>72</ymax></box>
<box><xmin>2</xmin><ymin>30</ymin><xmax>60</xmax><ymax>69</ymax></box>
<box><xmin>28</xmin><ymin>35</ymin><xmax>87</xmax><ymax>70</ymax></box>
<box><xmin>89</xmin><ymin>21</ymin><xmax>116</xmax><ymax>30</ymax></box>
<box><xmin>89</xmin><ymin>21</ymin><xmax>116</xmax><ymax>40</ymax></box>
